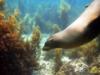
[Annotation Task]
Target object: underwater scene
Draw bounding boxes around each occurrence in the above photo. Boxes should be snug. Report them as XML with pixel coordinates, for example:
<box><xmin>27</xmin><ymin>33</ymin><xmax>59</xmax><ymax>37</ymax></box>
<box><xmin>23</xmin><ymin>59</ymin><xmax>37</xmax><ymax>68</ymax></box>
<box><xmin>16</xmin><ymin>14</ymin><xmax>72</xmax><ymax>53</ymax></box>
<box><xmin>0</xmin><ymin>0</ymin><xmax>100</xmax><ymax>75</ymax></box>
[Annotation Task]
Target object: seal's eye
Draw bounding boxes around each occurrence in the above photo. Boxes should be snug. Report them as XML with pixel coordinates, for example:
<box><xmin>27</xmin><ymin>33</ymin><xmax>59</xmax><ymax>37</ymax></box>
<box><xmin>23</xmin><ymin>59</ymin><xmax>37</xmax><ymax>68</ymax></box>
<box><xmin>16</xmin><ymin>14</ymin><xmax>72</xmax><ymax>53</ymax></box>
<box><xmin>48</xmin><ymin>35</ymin><xmax>55</xmax><ymax>42</ymax></box>
<box><xmin>49</xmin><ymin>38</ymin><xmax>54</xmax><ymax>42</ymax></box>
<box><xmin>46</xmin><ymin>38</ymin><xmax>54</xmax><ymax>46</ymax></box>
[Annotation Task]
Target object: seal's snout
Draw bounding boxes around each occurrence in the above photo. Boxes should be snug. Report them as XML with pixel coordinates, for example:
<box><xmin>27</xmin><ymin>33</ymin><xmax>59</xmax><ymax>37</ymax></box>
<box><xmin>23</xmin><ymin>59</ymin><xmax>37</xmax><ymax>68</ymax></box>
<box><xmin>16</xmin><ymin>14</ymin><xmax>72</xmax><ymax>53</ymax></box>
<box><xmin>43</xmin><ymin>36</ymin><xmax>55</xmax><ymax>51</ymax></box>
<box><xmin>43</xmin><ymin>46</ymin><xmax>51</xmax><ymax>51</ymax></box>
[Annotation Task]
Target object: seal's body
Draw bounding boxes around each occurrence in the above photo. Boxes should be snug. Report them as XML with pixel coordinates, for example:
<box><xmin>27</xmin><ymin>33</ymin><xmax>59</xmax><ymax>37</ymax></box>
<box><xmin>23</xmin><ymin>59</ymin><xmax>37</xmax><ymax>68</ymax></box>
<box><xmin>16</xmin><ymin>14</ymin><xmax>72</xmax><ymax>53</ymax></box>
<box><xmin>43</xmin><ymin>0</ymin><xmax>100</xmax><ymax>50</ymax></box>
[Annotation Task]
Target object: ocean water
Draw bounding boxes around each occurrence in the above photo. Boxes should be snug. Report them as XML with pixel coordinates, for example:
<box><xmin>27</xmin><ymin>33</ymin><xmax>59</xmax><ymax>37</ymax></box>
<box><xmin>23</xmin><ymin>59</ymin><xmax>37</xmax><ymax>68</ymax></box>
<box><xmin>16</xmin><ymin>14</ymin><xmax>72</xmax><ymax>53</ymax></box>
<box><xmin>5</xmin><ymin>0</ymin><xmax>92</xmax><ymax>34</ymax></box>
<box><xmin>1</xmin><ymin>0</ymin><xmax>99</xmax><ymax>75</ymax></box>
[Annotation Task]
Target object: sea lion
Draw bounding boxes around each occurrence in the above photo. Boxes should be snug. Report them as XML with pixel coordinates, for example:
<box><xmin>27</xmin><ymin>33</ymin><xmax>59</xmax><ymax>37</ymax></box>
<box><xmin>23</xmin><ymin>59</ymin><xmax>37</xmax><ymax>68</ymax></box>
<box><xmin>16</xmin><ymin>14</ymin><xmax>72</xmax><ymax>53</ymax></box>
<box><xmin>43</xmin><ymin>0</ymin><xmax>100</xmax><ymax>51</ymax></box>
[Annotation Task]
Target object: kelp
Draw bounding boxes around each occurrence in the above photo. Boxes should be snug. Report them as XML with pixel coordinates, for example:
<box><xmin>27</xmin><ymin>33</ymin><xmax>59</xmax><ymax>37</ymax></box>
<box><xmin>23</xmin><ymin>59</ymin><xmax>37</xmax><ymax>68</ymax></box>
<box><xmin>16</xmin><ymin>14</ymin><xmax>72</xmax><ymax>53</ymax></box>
<box><xmin>52</xmin><ymin>24</ymin><xmax>61</xmax><ymax>34</ymax></box>
<box><xmin>0</xmin><ymin>8</ymin><xmax>41</xmax><ymax>75</ymax></box>
<box><xmin>54</xmin><ymin>48</ymin><xmax>62</xmax><ymax>73</ymax></box>
<box><xmin>58</xmin><ymin>0</ymin><xmax>70</xmax><ymax>19</ymax></box>
<box><xmin>56</xmin><ymin>38</ymin><xmax>100</xmax><ymax>75</ymax></box>
<box><xmin>31</xmin><ymin>25</ymin><xmax>41</xmax><ymax>59</ymax></box>
<box><xmin>65</xmin><ymin>39</ymin><xmax>98</xmax><ymax>63</ymax></box>
<box><xmin>0</xmin><ymin>0</ymin><xmax>4</xmax><ymax>11</ymax></box>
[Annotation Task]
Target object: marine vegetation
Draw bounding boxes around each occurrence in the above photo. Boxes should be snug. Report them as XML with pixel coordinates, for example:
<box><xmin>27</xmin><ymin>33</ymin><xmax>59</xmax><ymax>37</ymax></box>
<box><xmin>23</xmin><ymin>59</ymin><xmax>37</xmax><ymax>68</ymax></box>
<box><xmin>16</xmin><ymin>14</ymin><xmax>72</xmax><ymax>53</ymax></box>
<box><xmin>66</xmin><ymin>39</ymin><xmax>99</xmax><ymax>63</ymax></box>
<box><xmin>31</xmin><ymin>25</ymin><xmax>41</xmax><ymax>59</ymax></box>
<box><xmin>54</xmin><ymin>48</ymin><xmax>62</xmax><ymax>73</ymax></box>
<box><xmin>0</xmin><ymin>6</ymin><xmax>41</xmax><ymax>75</ymax></box>
<box><xmin>52</xmin><ymin>24</ymin><xmax>61</xmax><ymax>34</ymax></box>
<box><xmin>0</xmin><ymin>0</ymin><xmax>100</xmax><ymax>75</ymax></box>
<box><xmin>88</xmin><ymin>62</ymin><xmax>100</xmax><ymax>75</ymax></box>
<box><xmin>55</xmin><ymin>38</ymin><xmax>100</xmax><ymax>75</ymax></box>
<box><xmin>0</xmin><ymin>0</ymin><xmax>4</xmax><ymax>11</ymax></box>
<box><xmin>58</xmin><ymin>0</ymin><xmax>70</xmax><ymax>19</ymax></box>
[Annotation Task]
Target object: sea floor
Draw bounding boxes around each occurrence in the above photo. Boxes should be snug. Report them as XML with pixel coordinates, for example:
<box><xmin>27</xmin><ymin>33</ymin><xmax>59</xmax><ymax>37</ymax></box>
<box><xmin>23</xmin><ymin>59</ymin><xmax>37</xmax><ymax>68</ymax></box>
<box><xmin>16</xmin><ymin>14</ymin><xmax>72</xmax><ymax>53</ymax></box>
<box><xmin>32</xmin><ymin>34</ymin><xmax>91</xmax><ymax>75</ymax></box>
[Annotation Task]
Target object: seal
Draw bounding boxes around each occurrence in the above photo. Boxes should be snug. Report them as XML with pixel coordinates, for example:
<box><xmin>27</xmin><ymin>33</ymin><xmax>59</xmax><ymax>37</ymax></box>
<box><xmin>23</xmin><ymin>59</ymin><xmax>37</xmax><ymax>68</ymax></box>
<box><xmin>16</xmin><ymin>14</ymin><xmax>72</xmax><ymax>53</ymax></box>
<box><xmin>43</xmin><ymin>0</ymin><xmax>100</xmax><ymax>51</ymax></box>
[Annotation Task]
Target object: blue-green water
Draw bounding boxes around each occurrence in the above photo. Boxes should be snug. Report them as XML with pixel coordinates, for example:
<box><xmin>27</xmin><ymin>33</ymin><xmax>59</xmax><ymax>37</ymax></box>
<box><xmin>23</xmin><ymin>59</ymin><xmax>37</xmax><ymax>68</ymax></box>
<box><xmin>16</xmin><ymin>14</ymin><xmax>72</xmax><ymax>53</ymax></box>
<box><xmin>5</xmin><ymin>0</ymin><xmax>92</xmax><ymax>34</ymax></box>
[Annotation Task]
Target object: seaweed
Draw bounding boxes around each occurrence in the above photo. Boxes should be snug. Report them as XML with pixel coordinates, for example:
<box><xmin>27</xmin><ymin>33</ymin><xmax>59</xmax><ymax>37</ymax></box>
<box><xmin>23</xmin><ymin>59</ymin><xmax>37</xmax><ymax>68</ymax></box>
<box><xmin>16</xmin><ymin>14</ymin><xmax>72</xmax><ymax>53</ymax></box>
<box><xmin>65</xmin><ymin>39</ymin><xmax>98</xmax><ymax>63</ymax></box>
<box><xmin>54</xmin><ymin>48</ymin><xmax>62</xmax><ymax>73</ymax></box>
<box><xmin>52</xmin><ymin>24</ymin><xmax>61</xmax><ymax>34</ymax></box>
<box><xmin>58</xmin><ymin>0</ymin><xmax>70</xmax><ymax>19</ymax></box>
<box><xmin>0</xmin><ymin>8</ymin><xmax>41</xmax><ymax>75</ymax></box>
<box><xmin>0</xmin><ymin>0</ymin><xmax>4</xmax><ymax>11</ymax></box>
<box><xmin>56</xmin><ymin>63</ymin><xmax>75</xmax><ymax>75</ymax></box>
<box><xmin>31</xmin><ymin>25</ymin><xmax>41</xmax><ymax>59</ymax></box>
<box><xmin>88</xmin><ymin>63</ymin><xmax>100</xmax><ymax>75</ymax></box>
